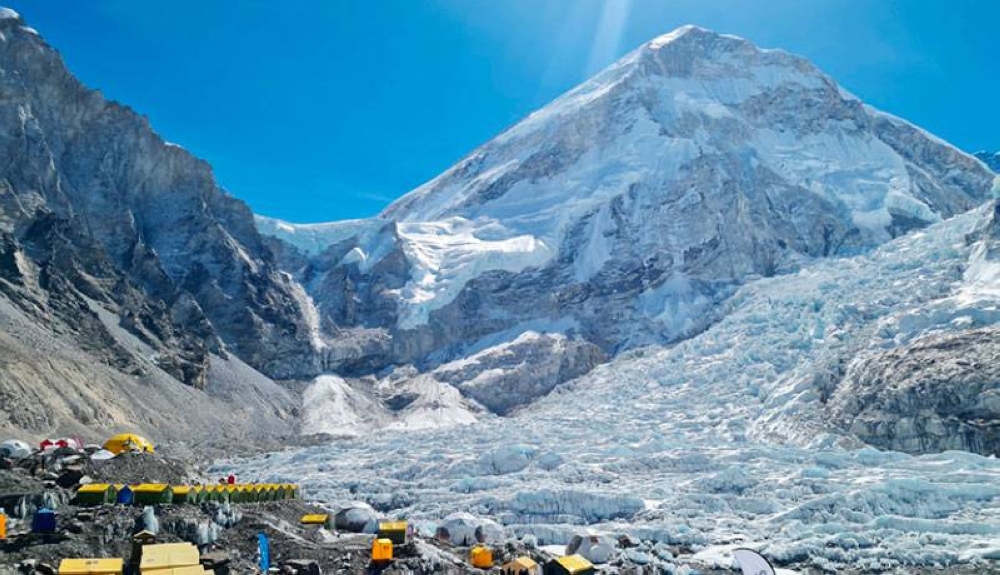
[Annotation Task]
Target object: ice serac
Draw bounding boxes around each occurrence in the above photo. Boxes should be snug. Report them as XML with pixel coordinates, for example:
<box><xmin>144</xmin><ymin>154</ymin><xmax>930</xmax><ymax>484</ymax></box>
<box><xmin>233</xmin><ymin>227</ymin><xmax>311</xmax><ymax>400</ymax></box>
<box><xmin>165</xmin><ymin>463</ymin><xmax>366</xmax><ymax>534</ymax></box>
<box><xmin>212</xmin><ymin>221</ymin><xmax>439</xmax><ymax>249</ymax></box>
<box><xmin>828</xmin><ymin>201</ymin><xmax>1000</xmax><ymax>454</ymax></box>
<box><xmin>261</xmin><ymin>25</ymin><xmax>995</xmax><ymax>411</ymax></box>
<box><xmin>0</xmin><ymin>10</ymin><xmax>316</xmax><ymax>440</ymax></box>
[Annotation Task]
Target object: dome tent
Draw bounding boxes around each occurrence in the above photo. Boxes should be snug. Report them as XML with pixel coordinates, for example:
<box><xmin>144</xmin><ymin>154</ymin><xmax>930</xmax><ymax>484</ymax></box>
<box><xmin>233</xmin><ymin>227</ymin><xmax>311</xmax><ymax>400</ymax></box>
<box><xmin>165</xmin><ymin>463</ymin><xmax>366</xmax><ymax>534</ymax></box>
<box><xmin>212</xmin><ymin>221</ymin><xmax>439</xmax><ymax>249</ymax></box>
<box><xmin>436</xmin><ymin>512</ymin><xmax>504</xmax><ymax>546</ymax></box>
<box><xmin>334</xmin><ymin>502</ymin><xmax>379</xmax><ymax>533</ymax></box>
<box><xmin>565</xmin><ymin>534</ymin><xmax>616</xmax><ymax>564</ymax></box>
<box><xmin>0</xmin><ymin>439</ymin><xmax>31</xmax><ymax>459</ymax></box>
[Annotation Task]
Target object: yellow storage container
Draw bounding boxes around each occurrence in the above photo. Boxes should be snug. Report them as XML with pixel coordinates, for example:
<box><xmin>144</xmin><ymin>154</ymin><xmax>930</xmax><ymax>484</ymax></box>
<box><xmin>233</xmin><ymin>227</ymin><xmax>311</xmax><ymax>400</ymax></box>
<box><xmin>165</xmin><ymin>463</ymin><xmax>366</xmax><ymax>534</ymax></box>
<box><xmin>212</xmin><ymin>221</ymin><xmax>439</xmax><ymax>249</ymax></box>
<box><xmin>371</xmin><ymin>538</ymin><xmax>394</xmax><ymax>563</ymax></box>
<box><xmin>139</xmin><ymin>542</ymin><xmax>200</xmax><ymax>572</ymax></box>
<box><xmin>547</xmin><ymin>554</ymin><xmax>595</xmax><ymax>575</ymax></box>
<box><xmin>58</xmin><ymin>558</ymin><xmax>124</xmax><ymax>575</ymax></box>
<box><xmin>165</xmin><ymin>566</ymin><xmax>210</xmax><ymax>575</ymax></box>
<box><xmin>300</xmin><ymin>513</ymin><xmax>329</xmax><ymax>525</ymax></box>
<box><xmin>470</xmin><ymin>546</ymin><xmax>494</xmax><ymax>569</ymax></box>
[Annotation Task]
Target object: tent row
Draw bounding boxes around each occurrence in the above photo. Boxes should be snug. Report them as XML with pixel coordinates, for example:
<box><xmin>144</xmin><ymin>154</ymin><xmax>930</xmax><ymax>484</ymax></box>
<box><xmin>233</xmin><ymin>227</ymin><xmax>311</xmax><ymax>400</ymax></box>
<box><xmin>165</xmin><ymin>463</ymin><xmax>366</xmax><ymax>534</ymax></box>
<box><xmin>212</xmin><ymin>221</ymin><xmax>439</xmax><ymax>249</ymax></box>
<box><xmin>74</xmin><ymin>483</ymin><xmax>300</xmax><ymax>506</ymax></box>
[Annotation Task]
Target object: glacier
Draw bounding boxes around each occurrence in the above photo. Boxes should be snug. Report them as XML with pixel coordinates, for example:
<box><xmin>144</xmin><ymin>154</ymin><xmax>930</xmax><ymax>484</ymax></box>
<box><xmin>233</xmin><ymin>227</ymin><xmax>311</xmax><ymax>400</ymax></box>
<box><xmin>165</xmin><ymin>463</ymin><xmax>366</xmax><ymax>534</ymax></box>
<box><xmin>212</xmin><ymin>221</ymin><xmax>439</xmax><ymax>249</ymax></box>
<box><xmin>225</xmin><ymin>203</ymin><xmax>1000</xmax><ymax>571</ymax></box>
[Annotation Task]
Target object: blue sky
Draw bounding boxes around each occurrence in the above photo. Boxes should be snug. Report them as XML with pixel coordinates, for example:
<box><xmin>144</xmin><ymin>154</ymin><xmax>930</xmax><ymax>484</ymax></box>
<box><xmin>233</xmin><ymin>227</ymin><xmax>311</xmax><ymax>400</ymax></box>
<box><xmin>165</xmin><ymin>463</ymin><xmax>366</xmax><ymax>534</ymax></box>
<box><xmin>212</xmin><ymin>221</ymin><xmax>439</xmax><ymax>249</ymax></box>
<box><xmin>10</xmin><ymin>1</ymin><xmax>999</xmax><ymax>222</ymax></box>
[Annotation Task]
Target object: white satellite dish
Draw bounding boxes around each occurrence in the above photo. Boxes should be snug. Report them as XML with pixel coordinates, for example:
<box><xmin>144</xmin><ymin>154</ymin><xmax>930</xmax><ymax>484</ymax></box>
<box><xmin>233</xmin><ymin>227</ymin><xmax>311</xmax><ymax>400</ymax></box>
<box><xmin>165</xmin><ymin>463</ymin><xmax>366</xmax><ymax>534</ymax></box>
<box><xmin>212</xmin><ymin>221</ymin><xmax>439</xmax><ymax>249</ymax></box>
<box><xmin>733</xmin><ymin>548</ymin><xmax>776</xmax><ymax>575</ymax></box>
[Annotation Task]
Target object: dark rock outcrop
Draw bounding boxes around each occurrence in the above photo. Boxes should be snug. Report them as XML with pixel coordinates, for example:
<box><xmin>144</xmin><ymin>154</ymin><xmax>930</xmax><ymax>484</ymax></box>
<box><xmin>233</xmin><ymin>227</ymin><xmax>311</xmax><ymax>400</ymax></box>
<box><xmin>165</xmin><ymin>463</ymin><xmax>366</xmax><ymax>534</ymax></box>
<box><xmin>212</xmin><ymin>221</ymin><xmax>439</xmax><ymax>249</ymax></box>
<box><xmin>830</xmin><ymin>327</ymin><xmax>1000</xmax><ymax>455</ymax></box>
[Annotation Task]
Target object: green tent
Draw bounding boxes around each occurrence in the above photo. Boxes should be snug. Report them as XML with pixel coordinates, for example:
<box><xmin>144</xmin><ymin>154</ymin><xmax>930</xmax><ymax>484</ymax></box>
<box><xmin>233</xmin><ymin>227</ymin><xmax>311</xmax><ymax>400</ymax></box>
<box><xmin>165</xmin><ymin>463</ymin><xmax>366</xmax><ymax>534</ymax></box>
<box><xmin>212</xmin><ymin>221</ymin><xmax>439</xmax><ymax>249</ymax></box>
<box><xmin>172</xmin><ymin>486</ymin><xmax>196</xmax><ymax>504</ymax></box>
<box><xmin>73</xmin><ymin>483</ymin><xmax>116</xmax><ymax>506</ymax></box>
<box><xmin>132</xmin><ymin>484</ymin><xmax>173</xmax><ymax>505</ymax></box>
<box><xmin>190</xmin><ymin>486</ymin><xmax>207</xmax><ymax>503</ymax></box>
<box><xmin>223</xmin><ymin>486</ymin><xmax>241</xmax><ymax>503</ymax></box>
<box><xmin>241</xmin><ymin>486</ymin><xmax>258</xmax><ymax>503</ymax></box>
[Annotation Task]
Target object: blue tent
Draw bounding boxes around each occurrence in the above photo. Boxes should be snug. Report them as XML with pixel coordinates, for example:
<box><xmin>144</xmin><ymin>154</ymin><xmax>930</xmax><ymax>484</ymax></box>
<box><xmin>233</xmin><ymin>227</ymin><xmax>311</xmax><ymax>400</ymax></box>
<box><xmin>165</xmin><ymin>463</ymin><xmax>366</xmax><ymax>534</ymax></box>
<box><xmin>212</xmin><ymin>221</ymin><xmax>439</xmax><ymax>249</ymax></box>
<box><xmin>117</xmin><ymin>485</ymin><xmax>134</xmax><ymax>505</ymax></box>
<box><xmin>32</xmin><ymin>508</ymin><xmax>56</xmax><ymax>533</ymax></box>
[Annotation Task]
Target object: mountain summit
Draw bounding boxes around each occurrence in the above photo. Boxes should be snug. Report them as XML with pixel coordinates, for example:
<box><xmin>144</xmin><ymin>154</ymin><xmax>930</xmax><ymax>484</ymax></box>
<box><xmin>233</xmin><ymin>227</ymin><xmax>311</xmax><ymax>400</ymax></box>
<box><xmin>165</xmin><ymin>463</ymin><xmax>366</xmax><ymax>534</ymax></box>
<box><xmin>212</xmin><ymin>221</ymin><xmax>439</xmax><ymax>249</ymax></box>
<box><xmin>264</xmin><ymin>26</ymin><xmax>995</xmax><ymax>405</ymax></box>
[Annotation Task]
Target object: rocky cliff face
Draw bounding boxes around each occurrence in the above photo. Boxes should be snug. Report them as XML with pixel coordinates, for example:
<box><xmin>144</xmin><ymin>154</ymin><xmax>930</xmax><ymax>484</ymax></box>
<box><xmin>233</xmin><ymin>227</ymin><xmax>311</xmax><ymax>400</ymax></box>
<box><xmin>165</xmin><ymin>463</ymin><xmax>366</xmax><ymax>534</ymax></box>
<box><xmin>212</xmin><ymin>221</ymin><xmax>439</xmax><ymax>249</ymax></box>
<box><xmin>261</xmin><ymin>26</ymin><xmax>996</xmax><ymax>417</ymax></box>
<box><xmin>0</xmin><ymin>9</ymin><xmax>318</xmax><ymax>440</ymax></box>
<box><xmin>0</xmin><ymin>10</ymin><xmax>317</xmax><ymax>383</ymax></box>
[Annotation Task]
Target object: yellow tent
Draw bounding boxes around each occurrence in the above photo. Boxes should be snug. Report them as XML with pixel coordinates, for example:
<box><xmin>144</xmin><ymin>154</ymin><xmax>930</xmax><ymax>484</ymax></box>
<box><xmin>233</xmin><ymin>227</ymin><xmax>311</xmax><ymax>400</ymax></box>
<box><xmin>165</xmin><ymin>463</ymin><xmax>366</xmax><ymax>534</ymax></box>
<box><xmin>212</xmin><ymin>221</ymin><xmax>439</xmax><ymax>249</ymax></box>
<box><xmin>503</xmin><ymin>557</ymin><xmax>540</xmax><ymax>575</ymax></box>
<box><xmin>103</xmin><ymin>433</ymin><xmax>154</xmax><ymax>455</ymax></box>
<box><xmin>471</xmin><ymin>546</ymin><xmax>494</xmax><ymax>569</ymax></box>
<box><xmin>371</xmin><ymin>538</ymin><xmax>393</xmax><ymax>563</ymax></box>
<box><xmin>58</xmin><ymin>558</ymin><xmax>124</xmax><ymax>575</ymax></box>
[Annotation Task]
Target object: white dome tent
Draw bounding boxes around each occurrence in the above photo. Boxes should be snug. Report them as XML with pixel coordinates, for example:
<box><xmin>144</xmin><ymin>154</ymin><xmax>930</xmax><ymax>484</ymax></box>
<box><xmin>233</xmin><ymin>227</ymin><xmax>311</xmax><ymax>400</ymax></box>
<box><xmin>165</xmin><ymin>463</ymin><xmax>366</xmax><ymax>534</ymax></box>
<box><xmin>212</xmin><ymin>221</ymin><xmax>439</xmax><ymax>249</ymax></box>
<box><xmin>435</xmin><ymin>512</ymin><xmax>503</xmax><ymax>546</ymax></box>
<box><xmin>333</xmin><ymin>502</ymin><xmax>379</xmax><ymax>533</ymax></box>
<box><xmin>0</xmin><ymin>439</ymin><xmax>32</xmax><ymax>459</ymax></box>
<box><xmin>566</xmin><ymin>533</ymin><xmax>617</xmax><ymax>564</ymax></box>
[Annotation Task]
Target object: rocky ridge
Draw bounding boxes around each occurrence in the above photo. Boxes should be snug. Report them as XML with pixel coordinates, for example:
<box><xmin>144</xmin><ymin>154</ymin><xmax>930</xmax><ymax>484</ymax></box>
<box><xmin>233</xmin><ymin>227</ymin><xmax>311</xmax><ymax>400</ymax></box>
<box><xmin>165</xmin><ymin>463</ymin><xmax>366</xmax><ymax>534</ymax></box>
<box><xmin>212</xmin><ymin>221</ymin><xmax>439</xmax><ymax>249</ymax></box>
<box><xmin>0</xmin><ymin>9</ymin><xmax>317</xmax><ymax>441</ymax></box>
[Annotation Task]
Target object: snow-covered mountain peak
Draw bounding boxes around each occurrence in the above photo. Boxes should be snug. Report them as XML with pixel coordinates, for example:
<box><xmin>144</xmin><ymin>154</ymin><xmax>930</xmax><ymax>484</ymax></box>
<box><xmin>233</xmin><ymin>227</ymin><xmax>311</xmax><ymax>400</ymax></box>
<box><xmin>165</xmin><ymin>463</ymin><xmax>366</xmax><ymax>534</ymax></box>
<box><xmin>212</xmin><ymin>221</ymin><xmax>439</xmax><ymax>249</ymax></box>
<box><xmin>643</xmin><ymin>24</ymin><xmax>767</xmax><ymax>62</ymax></box>
<box><xmin>647</xmin><ymin>24</ymin><xmax>716</xmax><ymax>46</ymax></box>
<box><xmin>381</xmin><ymin>26</ymin><xmax>989</xmax><ymax>249</ymax></box>
<box><xmin>260</xmin><ymin>27</ymin><xmax>994</xmax><ymax>381</ymax></box>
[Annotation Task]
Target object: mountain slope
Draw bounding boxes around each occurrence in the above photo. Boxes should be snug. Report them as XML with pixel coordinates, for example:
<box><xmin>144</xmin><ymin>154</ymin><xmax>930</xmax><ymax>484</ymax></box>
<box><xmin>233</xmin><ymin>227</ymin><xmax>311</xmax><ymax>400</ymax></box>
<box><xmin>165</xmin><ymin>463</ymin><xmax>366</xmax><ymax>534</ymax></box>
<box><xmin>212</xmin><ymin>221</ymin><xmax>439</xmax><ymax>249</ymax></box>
<box><xmin>0</xmin><ymin>9</ymin><xmax>316</xmax><ymax>441</ymax></box>
<box><xmin>976</xmin><ymin>150</ymin><xmax>1000</xmax><ymax>172</ymax></box>
<box><xmin>262</xmin><ymin>26</ymin><xmax>996</xmax><ymax>419</ymax></box>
